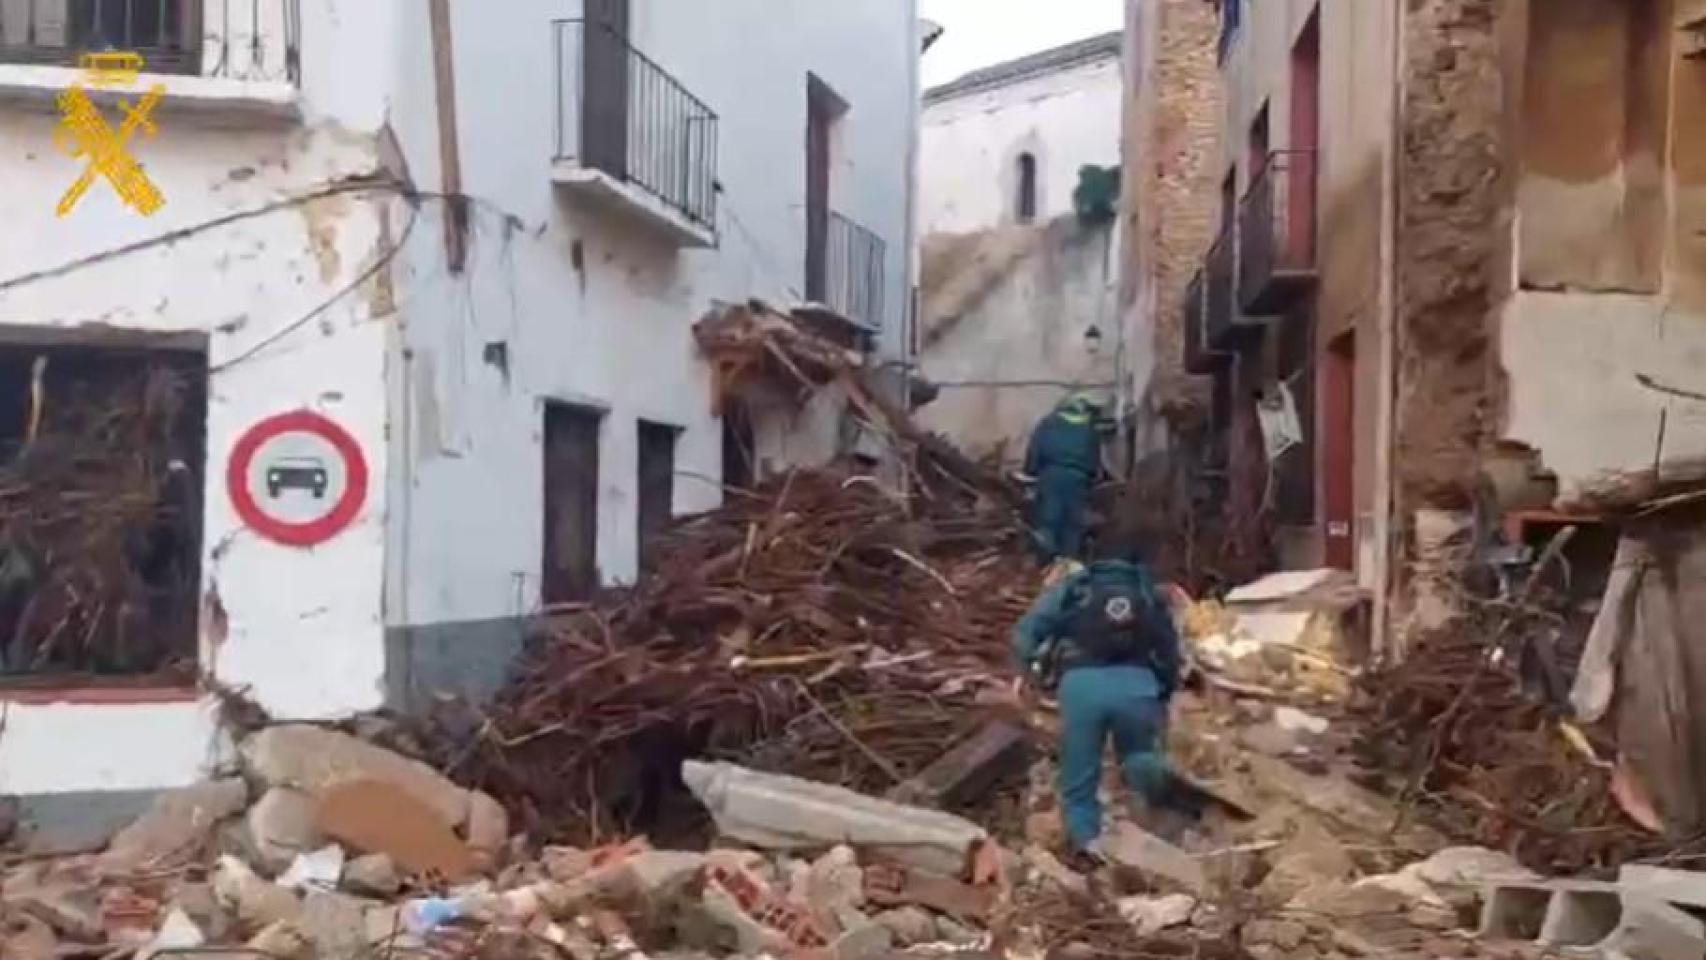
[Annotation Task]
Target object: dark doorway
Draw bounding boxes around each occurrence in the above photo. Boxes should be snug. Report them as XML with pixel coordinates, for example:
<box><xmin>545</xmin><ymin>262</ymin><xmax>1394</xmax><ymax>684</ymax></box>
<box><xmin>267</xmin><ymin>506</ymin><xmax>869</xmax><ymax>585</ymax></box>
<box><xmin>1016</xmin><ymin>152</ymin><xmax>1038</xmax><ymax>222</ymax></box>
<box><xmin>1219</xmin><ymin>168</ymin><xmax>1237</xmax><ymax>238</ymax></box>
<box><xmin>722</xmin><ymin>400</ymin><xmax>756</xmax><ymax>491</ymax></box>
<box><xmin>805</xmin><ymin>74</ymin><xmax>846</xmax><ymax>301</ymax></box>
<box><xmin>636</xmin><ymin>420</ymin><xmax>678</xmax><ymax>572</ymax></box>
<box><xmin>1248</xmin><ymin>103</ymin><xmax>1270</xmax><ymax>179</ymax></box>
<box><xmin>543</xmin><ymin>403</ymin><xmax>602</xmax><ymax>604</ymax></box>
<box><xmin>1322</xmin><ymin>331</ymin><xmax>1356</xmax><ymax>571</ymax></box>
<box><xmin>581</xmin><ymin>0</ymin><xmax>631</xmax><ymax>179</ymax></box>
<box><xmin>1273</xmin><ymin>308</ymin><xmax>1315</xmax><ymax>525</ymax></box>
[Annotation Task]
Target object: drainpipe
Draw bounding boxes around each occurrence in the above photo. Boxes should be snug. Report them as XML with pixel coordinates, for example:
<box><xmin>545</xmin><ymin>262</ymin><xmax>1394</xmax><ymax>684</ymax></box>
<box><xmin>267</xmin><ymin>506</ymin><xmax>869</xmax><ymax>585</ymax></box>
<box><xmin>1371</xmin><ymin>0</ymin><xmax>1404</xmax><ymax>661</ymax></box>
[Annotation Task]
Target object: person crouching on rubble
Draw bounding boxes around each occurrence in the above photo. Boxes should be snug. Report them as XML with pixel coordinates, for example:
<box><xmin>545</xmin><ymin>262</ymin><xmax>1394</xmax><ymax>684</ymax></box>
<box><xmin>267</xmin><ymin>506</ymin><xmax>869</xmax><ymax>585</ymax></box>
<box><xmin>1011</xmin><ymin>522</ymin><xmax>1185</xmax><ymax>869</ymax></box>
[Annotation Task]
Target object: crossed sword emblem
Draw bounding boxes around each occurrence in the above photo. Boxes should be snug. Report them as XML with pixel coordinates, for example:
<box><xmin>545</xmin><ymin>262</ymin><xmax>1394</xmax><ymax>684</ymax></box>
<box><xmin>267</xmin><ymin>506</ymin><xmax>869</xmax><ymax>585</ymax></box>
<box><xmin>54</xmin><ymin>81</ymin><xmax>167</xmax><ymax>217</ymax></box>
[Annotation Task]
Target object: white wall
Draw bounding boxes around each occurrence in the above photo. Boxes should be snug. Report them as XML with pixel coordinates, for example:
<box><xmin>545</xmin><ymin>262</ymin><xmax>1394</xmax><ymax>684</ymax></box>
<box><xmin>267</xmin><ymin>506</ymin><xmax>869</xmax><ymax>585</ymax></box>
<box><xmin>383</xmin><ymin>0</ymin><xmax>920</xmax><ymax>640</ymax></box>
<box><xmin>920</xmin><ymin>53</ymin><xmax>1121</xmax><ymax>236</ymax></box>
<box><xmin>0</xmin><ymin>0</ymin><xmax>405</xmax><ymax>799</ymax></box>
<box><xmin>0</xmin><ymin>0</ymin><xmax>920</xmax><ymax>803</ymax></box>
<box><xmin>917</xmin><ymin>221</ymin><xmax>1118</xmax><ymax>461</ymax></box>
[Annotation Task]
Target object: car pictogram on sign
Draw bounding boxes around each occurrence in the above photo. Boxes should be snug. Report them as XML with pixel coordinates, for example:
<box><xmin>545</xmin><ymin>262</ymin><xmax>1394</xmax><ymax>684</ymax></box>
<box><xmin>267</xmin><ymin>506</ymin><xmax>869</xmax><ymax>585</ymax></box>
<box><xmin>228</xmin><ymin>410</ymin><xmax>368</xmax><ymax>548</ymax></box>
<box><xmin>266</xmin><ymin>456</ymin><xmax>329</xmax><ymax>499</ymax></box>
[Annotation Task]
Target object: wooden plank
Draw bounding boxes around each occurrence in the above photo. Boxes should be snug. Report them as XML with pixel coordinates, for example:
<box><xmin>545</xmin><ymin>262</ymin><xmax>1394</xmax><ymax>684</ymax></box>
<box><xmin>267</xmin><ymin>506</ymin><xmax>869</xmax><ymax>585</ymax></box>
<box><xmin>887</xmin><ymin>719</ymin><xmax>1030</xmax><ymax>809</ymax></box>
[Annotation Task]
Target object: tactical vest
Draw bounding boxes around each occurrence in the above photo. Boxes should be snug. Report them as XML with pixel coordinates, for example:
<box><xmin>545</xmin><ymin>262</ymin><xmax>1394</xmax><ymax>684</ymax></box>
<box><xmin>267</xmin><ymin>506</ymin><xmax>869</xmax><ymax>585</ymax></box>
<box><xmin>1066</xmin><ymin>569</ymin><xmax>1159</xmax><ymax>668</ymax></box>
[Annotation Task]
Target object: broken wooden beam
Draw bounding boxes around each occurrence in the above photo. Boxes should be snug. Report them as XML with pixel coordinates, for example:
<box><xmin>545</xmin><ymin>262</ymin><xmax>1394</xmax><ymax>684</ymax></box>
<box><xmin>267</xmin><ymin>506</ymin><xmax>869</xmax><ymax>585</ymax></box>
<box><xmin>886</xmin><ymin>719</ymin><xmax>1031</xmax><ymax>810</ymax></box>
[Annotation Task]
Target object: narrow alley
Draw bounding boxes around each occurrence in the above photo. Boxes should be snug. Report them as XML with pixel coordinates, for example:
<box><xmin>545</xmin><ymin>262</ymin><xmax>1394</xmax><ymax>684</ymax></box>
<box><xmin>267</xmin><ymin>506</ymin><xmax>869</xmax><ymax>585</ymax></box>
<box><xmin>2</xmin><ymin>2</ymin><xmax>1706</xmax><ymax>960</ymax></box>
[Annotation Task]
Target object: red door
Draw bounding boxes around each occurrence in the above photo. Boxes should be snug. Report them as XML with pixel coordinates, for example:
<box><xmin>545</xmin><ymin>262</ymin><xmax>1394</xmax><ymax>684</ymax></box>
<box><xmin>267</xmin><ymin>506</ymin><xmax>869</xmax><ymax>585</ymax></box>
<box><xmin>1322</xmin><ymin>332</ymin><xmax>1355</xmax><ymax>570</ymax></box>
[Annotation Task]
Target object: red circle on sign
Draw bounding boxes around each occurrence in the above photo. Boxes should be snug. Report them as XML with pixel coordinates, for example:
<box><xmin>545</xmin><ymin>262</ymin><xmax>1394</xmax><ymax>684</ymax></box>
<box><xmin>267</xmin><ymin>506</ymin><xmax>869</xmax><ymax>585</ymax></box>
<box><xmin>227</xmin><ymin>410</ymin><xmax>369</xmax><ymax>548</ymax></box>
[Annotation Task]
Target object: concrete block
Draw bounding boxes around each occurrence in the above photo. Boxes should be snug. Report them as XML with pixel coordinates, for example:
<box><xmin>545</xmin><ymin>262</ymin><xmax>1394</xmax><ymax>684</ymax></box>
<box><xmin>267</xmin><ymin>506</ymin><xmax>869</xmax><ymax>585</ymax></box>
<box><xmin>1097</xmin><ymin>820</ymin><xmax>1205</xmax><ymax>893</ymax></box>
<box><xmin>1539</xmin><ymin>887</ymin><xmax>1622</xmax><ymax>948</ymax></box>
<box><xmin>1479</xmin><ymin>884</ymin><xmax>1556</xmax><ymax>941</ymax></box>
<box><xmin>1479</xmin><ymin>880</ymin><xmax>1626</xmax><ymax>946</ymax></box>
<box><xmin>1601</xmin><ymin>896</ymin><xmax>1706</xmax><ymax>960</ymax></box>
<box><xmin>1620</xmin><ymin>865</ymin><xmax>1706</xmax><ymax>911</ymax></box>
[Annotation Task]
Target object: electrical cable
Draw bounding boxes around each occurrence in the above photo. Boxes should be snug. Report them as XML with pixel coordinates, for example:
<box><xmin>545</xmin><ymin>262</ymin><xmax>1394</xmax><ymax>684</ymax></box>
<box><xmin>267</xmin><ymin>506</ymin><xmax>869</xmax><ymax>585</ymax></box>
<box><xmin>209</xmin><ymin>197</ymin><xmax>422</xmax><ymax>375</ymax></box>
<box><xmin>0</xmin><ymin>178</ymin><xmax>405</xmax><ymax>295</ymax></box>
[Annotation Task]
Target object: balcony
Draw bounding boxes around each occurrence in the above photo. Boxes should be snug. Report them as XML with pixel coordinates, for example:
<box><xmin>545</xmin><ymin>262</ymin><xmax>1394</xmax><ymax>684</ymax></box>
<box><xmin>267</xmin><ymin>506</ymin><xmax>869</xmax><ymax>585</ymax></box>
<box><xmin>1238</xmin><ymin>150</ymin><xmax>1318</xmax><ymax>315</ymax></box>
<box><xmin>1204</xmin><ymin>227</ymin><xmax>1238</xmax><ymax>351</ymax></box>
<box><xmin>1182</xmin><ymin>267</ymin><xmax>1226</xmax><ymax>375</ymax></box>
<box><xmin>0</xmin><ymin>0</ymin><xmax>299</xmax><ymax>117</ymax></box>
<box><xmin>552</xmin><ymin>18</ymin><xmax>718</xmax><ymax>248</ymax></box>
<box><xmin>822</xmin><ymin>212</ymin><xmax>885</xmax><ymax>331</ymax></box>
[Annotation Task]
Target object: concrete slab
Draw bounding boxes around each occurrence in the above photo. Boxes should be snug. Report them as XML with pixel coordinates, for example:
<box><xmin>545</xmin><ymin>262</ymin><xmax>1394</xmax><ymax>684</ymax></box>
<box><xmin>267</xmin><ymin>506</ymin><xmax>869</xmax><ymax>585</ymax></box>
<box><xmin>1620</xmin><ymin>865</ymin><xmax>1706</xmax><ymax>911</ymax></box>
<box><xmin>1602</xmin><ymin>896</ymin><xmax>1706</xmax><ymax>960</ymax></box>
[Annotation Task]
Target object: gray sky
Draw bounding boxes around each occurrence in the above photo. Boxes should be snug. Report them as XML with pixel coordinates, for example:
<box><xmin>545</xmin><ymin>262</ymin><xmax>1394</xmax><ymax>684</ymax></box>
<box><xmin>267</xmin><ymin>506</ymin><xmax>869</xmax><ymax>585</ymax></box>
<box><xmin>920</xmin><ymin>0</ymin><xmax>1124</xmax><ymax>88</ymax></box>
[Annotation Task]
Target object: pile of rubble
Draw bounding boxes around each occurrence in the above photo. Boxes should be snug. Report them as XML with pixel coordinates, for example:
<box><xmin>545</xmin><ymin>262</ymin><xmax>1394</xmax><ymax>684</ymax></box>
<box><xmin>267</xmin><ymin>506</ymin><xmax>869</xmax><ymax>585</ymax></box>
<box><xmin>0</xmin><ymin>720</ymin><xmax>1234</xmax><ymax>960</ymax></box>
<box><xmin>426</xmin><ymin>464</ymin><xmax>1037</xmax><ymax>842</ymax></box>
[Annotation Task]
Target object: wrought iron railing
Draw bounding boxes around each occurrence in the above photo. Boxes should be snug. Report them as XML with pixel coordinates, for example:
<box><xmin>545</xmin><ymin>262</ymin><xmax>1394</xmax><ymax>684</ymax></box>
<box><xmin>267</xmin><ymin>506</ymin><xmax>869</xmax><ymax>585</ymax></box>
<box><xmin>0</xmin><ymin>0</ymin><xmax>300</xmax><ymax>82</ymax></box>
<box><xmin>825</xmin><ymin>211</ymin><xmax>886</xmax><ymax>330</ymax></box>
<box><xmin>554</xmin><ymin>18</ymin><xmax>719</xmax><ymax>232</ymax></box>
<box><xmin>1183</xmin><ymin>267</ymin><xmax>1219</xmax><ymax>374</ymax></box>
<box><xmin>1205</xmin><ymin>227</ymin><xmax>1235</xmax><ymax>349</ymax></box>
<box><xmin>1238</xmin><ymin>149</ymin><xmax>1318</xmax><ymax>312</ymax></box>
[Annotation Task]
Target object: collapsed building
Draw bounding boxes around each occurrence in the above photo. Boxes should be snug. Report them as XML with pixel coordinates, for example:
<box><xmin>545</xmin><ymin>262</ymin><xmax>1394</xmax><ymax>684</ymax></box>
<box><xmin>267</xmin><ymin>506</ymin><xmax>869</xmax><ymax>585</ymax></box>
<box><xmin>1119</xmin><ymin>0</ymin><xmax>1706</xmax><ymax>845</ymax></box>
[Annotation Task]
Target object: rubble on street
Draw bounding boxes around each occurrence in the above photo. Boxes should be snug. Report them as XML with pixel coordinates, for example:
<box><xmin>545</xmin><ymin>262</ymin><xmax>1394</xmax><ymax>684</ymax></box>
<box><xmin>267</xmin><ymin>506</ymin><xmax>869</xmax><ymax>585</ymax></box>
<box><xmin>7</xmin><ymin>457</ymin><xmax>1693</xmax><ymax>960</ymax></box>
<box><xmin>3</xmin><ymin>392</ymin><xmax>1700</xmax><ymax>960</ymax></box>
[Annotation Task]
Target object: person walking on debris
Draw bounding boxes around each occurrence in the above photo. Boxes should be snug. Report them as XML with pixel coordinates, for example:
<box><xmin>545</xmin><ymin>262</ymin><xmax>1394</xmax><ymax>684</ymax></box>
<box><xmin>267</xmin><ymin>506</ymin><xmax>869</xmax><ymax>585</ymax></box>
<box><xmin>1022</xmin><ymin>395</ymin><xmax>1103</xmax><ymax>562</ymax></box>
<box><xmin>1012</xmin><ymin>525</ymin><xmax>1186</xmax><ymax>868</ymax></box>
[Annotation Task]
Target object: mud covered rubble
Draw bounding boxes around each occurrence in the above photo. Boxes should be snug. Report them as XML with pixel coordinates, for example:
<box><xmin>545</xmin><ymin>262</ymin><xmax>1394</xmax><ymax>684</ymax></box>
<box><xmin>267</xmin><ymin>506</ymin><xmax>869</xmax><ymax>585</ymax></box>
<box><xmin>0</xmin><ymin>724</ymin><xmax>1018</xmax><ymax>960</ymax></box>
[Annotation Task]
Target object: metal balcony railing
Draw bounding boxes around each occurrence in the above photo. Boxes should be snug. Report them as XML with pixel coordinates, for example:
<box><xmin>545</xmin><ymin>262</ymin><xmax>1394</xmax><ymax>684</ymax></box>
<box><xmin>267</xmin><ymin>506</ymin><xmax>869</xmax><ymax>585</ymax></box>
<box><xmin>554</xmin><ymin>18</ymin><xmax>719</xmax><ymax>232</ymax></box>
<box><xmin>1238</xmin><ymin>149</ymin><xmax>1318</xmax><ymax>314</ymax></box>
<box><xmin>1205</xmin><ymin>227</ymin><xmax>1236</xmax><ymax>350</ymax></box>
<box><xmin>1182</xmin><ymin>267</ymin><xmax>1225</xmax><ymax>375</ymax></box>
<box><xmin>825</xmin><ymin>212</ymin><xmax>886</xmax><ymax>330</ymax></box>
<box><xmin>0</xmin><ymin>0</ymin><xmax>300</xmax><ymax>82</ymax></box>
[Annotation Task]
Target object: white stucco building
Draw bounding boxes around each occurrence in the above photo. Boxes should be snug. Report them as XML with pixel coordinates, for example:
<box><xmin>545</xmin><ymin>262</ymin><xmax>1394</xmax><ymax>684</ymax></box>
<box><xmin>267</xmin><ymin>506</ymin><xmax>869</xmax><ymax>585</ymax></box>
<box><xmin>915</xmin><ymin>33</ymin><xmax>1123</xmax><ymax>461</ymax></box>
<box><xmin>919</xmin><ymin>32</ymin><xmax>1122</xmax><ymax>237</ymax></box>
<box><xmin>0</xmin><ymin>0</ymin><xmax>919</xmax><ymax>844</ymax></box>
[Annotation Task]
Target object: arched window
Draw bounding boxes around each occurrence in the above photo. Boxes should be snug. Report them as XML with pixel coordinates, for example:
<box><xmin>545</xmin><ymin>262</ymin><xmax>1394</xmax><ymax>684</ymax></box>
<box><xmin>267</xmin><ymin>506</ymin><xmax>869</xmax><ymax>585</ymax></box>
<box><xmin>1016</xmin><ymin>152</ymin><xmax>1038</xmax><ymax>222</ymax></box>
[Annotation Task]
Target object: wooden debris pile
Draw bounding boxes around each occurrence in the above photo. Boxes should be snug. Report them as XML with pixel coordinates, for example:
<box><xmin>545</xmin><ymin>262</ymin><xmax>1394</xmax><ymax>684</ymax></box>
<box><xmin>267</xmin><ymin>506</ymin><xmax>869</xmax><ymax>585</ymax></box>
<box><xmin>433</xmin><ymin>464</ymin><xmax>1040</xmax><ymax>844</ymax></box>
<box><xmin>693</xmin><ymin>300</ymin><xmax>864</xmax><ymax>413</ymax></box>
<box><xmin>0</xmin><ymin>350</ymin><xmax>203</xmax><ymax>681</ymax></box>
<box><xmin>1351</xmin><ymin>598</ymin><xmax>1673</xmax><ymax>873</ymax></box>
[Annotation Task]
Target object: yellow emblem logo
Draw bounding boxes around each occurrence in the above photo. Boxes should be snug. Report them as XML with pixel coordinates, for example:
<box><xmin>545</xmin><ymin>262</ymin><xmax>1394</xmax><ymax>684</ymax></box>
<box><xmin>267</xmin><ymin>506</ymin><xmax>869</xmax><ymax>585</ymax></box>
<box><xmin>54</xmin><ymin>51</ymin><xmax>167</xmax><ymax>217</ymax></box>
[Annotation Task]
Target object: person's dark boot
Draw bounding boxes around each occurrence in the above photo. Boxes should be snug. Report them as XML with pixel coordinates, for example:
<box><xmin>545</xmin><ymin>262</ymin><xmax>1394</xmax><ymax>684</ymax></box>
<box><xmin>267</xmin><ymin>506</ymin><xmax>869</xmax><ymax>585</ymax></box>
<box><xmin>1062</xmin><ymin>845</ymin><xmax>1107</xmax><ymax>874</ymax></box>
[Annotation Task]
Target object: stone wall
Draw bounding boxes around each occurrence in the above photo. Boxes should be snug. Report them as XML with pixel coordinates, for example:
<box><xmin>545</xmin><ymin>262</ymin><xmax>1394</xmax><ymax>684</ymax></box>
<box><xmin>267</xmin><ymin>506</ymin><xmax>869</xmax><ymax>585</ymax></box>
<box><xmin>1390</xmin><ymin>0</ymin><xmax>1509</xmax><ymax>653</ymax></box>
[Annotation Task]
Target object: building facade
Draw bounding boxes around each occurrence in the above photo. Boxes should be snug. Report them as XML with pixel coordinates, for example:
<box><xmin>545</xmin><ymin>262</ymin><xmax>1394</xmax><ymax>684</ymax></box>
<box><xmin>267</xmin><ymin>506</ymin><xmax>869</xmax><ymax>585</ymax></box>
<box><xmin>915</xmin><ymin>34</ymin><xmax>1122</xmax><ymax>461</ymax></box>
<box><xmin>0</xmin><ymin>0</ymin><xmax>919</xmax><ymax>843</ymax></box>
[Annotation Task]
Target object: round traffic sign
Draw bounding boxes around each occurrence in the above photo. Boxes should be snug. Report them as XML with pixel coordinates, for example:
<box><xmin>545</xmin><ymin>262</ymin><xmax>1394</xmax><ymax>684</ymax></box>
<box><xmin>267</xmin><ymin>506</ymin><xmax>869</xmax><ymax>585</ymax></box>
<box><xmin>227</xmin><ymin>410</ymin><xmax>369</xmax><ymax>547</ymax></box>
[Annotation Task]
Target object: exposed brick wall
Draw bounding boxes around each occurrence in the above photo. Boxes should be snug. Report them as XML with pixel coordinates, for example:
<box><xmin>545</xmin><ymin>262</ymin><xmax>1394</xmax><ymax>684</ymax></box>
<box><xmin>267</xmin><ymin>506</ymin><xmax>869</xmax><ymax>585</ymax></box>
<box><xmin>1120</xmin><ymin>0</ymin><xmax>1222</xmax><ymax>409</ymax></box>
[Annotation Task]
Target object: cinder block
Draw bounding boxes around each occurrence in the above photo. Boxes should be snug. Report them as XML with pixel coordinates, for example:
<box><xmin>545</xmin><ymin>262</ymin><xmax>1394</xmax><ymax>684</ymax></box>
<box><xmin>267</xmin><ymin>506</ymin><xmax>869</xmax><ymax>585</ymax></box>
<box><xmin>1620</xmin><ymin>865</ymin><xmax>1706</xmax><ymax>911</ymax></box>
<box><xmin>1480</xmin><ymin>884</ymin><xmax>1554</xmax><ymax>941</ymax></box>
<box><xmin>1480</xmin><ymin>880</ymin><xmax>1622</xmax><ymax>944</ymax></box>
<box><xmin>1600</xmin><ymin>896</ymin><xmax>1706</xmax><ymax>960</ymax></box>
<box><xmin>1539</xmin><ymin>887</ymin><xmax>1622</xmax><ymax>948</ymax></box>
